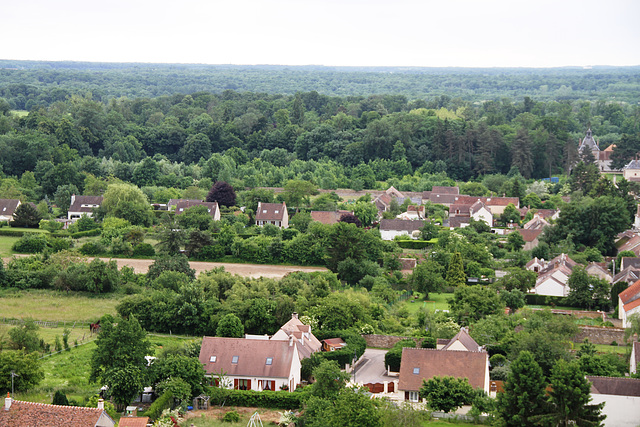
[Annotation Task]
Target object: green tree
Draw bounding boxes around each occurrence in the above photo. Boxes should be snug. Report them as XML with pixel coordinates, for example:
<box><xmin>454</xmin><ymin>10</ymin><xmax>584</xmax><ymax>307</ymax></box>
<box><xmin>352</xmin><ymin>201</ymin><xmax>378</xmax><ymax>227</ymax></box>
<box><xmin>420</xmin><ymin>222</ymin><xmax>439</xmax><ymax>240</ymax></box>
<box><xmin>282</xmin><ymin>179</ymin><xmax>318</xmax><ymax>207</ymax></box>
<box><xmin>149</xmin><ymin>354</ymin><xmax>205</xmax><ymax>399</ymax></box>
<box><xmin>511</xmin><ymin>128</ymin><xmax>534</xmax><ymax>178</ymax></box>
<box><xmin>52</xmin><ymin>390</ymin><xmax>69</xmax><ymax>406</ymax></box>
<box><xmin>496</xmin><ymin>351</ymin><xmax>547</xmax><ymax>427</ymax></box>
<box><xmin>54</xmin><ymin>184</ymin><xmax>79</xmax><ymax>215</ymax></box>
<box><xmin>448</xmin><ymin>285</ymin><xmax>504</xmax><ymax>326</ymax></box>
<box><xmin>507</xmin><ymin>231</ymin><xmax>525</xmax><ymax>252</ymax></box>
<box><xmin>0</xmin><ymin>351</ymin><xmax>44</xmax><ymax>393</ymax></box>
<box><xmin>541</xmin><ymin>359</ymin><xmax>605</xmax><ymax>427</ymax></box>
<box><xmin>495</xmin><ymin>269</ymin><xmax>537</xmax><ymax>292</ymax></box>
<box><xmin>8</xmin><ymin>319</ymin><xmax>41</xmax><ymax>353</ymax></box>
<box><xmin>409</xmin><ymin>260</ymin><xmax>446</xmax><ymax>297</ymax></box>
<box><xmin>132</xmin><ymin>157</ymin><xmax>160</xmax><ymax>187</ymax></box>
<box><xmin>216</xmin><ymin>314</ymin><xmax>244</xmax><ymax>338</ymax></box>
<box><xmin>101</xmin><ymin>183</ymin><xmax>153</xmax><ymax>226</ymax></box>
<box><xmin>327</xmin><ymin>388</ymin><xmax>382</xmax><ymax>427</ymax></box>
<box><xmin>419</xmin><ymin>376</ymin><xmax>474</xmax><ymax>413</ymax></box>
<box><xmin>499</xmin><ymin>203</ymin><xmax>521</xmax><ymax>226</ymax></box>
<box><xmin>156</xmin><ymin>217</ymin><xmax>186</xmax><ymax>256</ymax></box>
<box><xmin>567</xmin><ymin>266</ymin><xmax>611</xmax><ymax>310</ymax></box>
<box><xmin>10</xmin><ymin>203</ymin><xmax>42</xmax><ymax>228</ymax></box>
<box><xmin>311</xmin><ymin>360</ymin><xmax>350</xmax><ymax>399</ymax></box>
<box><xmin>445</xmin><ymin>252</ymin><xmax>466</xmax><ymax>288</ymax></box>
<box><xmin>89</xmin><ymin>316</ymin><xmax>151</xmax><ymax>410</ymax></box>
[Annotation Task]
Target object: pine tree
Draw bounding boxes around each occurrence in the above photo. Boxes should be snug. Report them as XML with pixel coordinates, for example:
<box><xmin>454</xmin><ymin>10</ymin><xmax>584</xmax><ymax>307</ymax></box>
<box><xmin>497</xmin><ymin>351</ymin><xmax>547</xmax><ymax>426</ymax></box>
<box><xmin>10</xmin><ymin>203</ymin><xmax>42</xmax><ymax>228</ymax></box>
<box><xmin>510</xmin><ymin>128</ymin><xmax>533</xmax><ymax>178</ymax></box>
<box><xmin>445</xmin><ymin>252</ymin><xmax>466</xmax><ymax>287</ymax></box>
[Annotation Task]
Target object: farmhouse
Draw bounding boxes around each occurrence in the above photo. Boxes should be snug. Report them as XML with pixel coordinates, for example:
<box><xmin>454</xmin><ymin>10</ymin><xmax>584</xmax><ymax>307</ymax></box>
<box><xmin>270</xmin><ymin>313</ymin><xmax>322</xmax><ymax>360</ymax></box>
<box><xmin>255</xmin><ymin>202</ymin><xmax>288</xmax><ymax>228</ymax></box>
<box><xmin>0</xmin><ymin>395</ymin><xmax>115</xmax><ymax>427</ymax></box>
<box><xmin>0</xmin><ymin>199</ymin><xmax>20</xmax><ymax>222</ymax></box>
<box><xmin>67</xmin><ymin>195</ymin><xmax>103</xmax><ymax>221</ymax></box>
<box><xmin>174</xmin><ymin>200</ymin><xmax>220</xmax><ymax>220</ymax></box>
<box><xmin>199</xmin><ymin>336</ymin><xmax>300</xmax><ymax>392</ymax></box>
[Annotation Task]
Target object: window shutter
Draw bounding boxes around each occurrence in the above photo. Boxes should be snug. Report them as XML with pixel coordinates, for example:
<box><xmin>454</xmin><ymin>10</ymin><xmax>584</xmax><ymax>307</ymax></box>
<box><xmin>247</xmin><ymin>379</ymin><xmax>251</xmax><ymax>390</ymax></box>
<box><xmin>234</xmin><ymin>379</ymin><xmax>238</xmax><ymax>390</ymax></box>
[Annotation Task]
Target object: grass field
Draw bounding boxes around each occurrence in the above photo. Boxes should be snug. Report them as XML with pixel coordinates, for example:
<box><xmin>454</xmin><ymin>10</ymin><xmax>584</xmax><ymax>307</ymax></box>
<box><xmin>401</xmin><ymin>293</ymin><xmax>454</xmax><ymax>314</ymax></box>
<box><xmin>0</xmin><ymin>235</ymin><xmax>20</xmax><ymax>257</ymax></box>
<box><xmin>0</xmin><ymin>289</ymin><xmax>122</xmax><ymax>322</ymax></box>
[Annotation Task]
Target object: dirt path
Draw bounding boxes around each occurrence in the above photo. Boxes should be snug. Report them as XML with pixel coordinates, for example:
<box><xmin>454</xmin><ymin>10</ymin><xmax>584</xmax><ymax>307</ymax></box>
<box><xmin>4</xmin><ymin>255</ymin><xmax>327</xmax><ymax>279</ymax></box>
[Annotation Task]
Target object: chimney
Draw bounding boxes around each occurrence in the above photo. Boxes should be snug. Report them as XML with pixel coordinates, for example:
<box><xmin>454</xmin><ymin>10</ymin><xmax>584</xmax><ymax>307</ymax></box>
<box><xmin>97</xmin><ymin>399</ymin><xmax>104</xmax><ymax>410</ymax></box>
<box><xmin>289</xmin><ymin>335</ymin><xmax>294</xmax><ymax>347</ymax></box>
<box><xmin>5</xmin><ymin>393</ymin><xmax>11</xmax><ymax>411</ymax></box>
<box><xmin>70</xmin><ymin>194</ymin><xmax>76</xmax><ymax>207</ymax></box>
<box><xmin>292</xmin><ymin>312</ymin><xmax>298</xmax><ymax>320</ymax></box>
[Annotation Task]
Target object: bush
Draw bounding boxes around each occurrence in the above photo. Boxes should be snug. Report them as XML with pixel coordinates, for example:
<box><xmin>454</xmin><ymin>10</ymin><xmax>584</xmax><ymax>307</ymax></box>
<box><xmin>79</xmin><ymin>242</ymin><xmax>105</xmax><ymax>255</ymax></box>
<box><xmin>12</xmin><ymin>234</ymin><xmax>48</xmax><ymax>253</ymax></box>
<box><xmin>69</xmin><ymin>228</ymin><xmax>102</xmax><ymax>239</ymax></box>
<box><xmin>396</xmin><ymin>240</ymin><xmax>433</xmax><ymax>249</ymax></box>
<box><xmin>223</xmin><ymin>410</ymin><xmax>240</xmax><ymax>422</ymax></box>
<box><xmin>0</xmin><ymin>229</ymin><xmax>29</xmax><ymax>237</ymax></box>
<box><xmin>145</xmin><ymin>390</ymin><xmax>174</xmax><ymax>421</ymax></box>
<box><xmin>132</xmin><ymin>243</ymin><xmax>155</xmax><ymax>257</ymax></box>
<box><xmin>207</xmin><ymin>387</ymin><xmax>304</xmax><ymax>409</ymax></box>
<box><xmin>196</xmin><ymin>244</ymin><xmax>225</xmax><ymax>261</ymax></box>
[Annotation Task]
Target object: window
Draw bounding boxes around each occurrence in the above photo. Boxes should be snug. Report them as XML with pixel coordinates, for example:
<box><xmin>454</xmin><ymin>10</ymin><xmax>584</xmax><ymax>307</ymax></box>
<box><xmin>266</xmin><ymin>357</ymin><xmax>273</xmax><ymax>365</ymax></box>
<box><xmin>409</xmin><ymin>391</ymin><xmax>420</xmax><ymax>402</ymax></box>
<box><xmin>275</xmin><ymin>210</ymin><xmax>279</xmax><ymax>214</ymax></box>
<box><xmin>232</xmin><ymin>356</ymin><xmax>239</xmax><ymax>364</ymax></box>
<box><xmin>235</xmin><ymin>379</ymin><xmax>250</xmax><ymax>390</ymax></box>
<box><xmin>413</xmin><ymin>367</ymin><xmax>420</xmax><ymax>375</ymax></box>
<box><xmin>210</xmin><ymin>356</ymin><xmax>217</xmax><ymax>363</ymax></box>
<box><xmin>263</xmin><ymin>210</ymin><xmax>267</xmax><ymax>213</ymax></box>
<box><xmin>179</xmin><ymin>208</ymin><xmax>184</xmax><ymax>212</ymax></box>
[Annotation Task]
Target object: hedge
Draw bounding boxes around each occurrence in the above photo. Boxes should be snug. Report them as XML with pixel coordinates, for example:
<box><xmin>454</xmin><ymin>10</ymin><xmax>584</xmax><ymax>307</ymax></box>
<box><xmin>524</xmin><ymin>294</ymin><xmax>569</xmax><ymax>307</ymax></box>
<box><xmin>395</xmin><ymin>240</ymin><xmax>433</xmax><ymax>249</ymax></box>
<box><xmin>145</xmin><ymin>390</ymin><xmax>174</xmax><ymax>421</ymax></box>
<box><xmin>50</xmin><ymin>228</ymin><xmax>102</xmax><ymax>239</ymax></box>
<box><xmin>207</xmin><ymin>387</ymin><xmax>304</xmax><ymax>409</ymax></box>
<box><xmin>0</xmin><ymin>229</ymin><xmax>32</xmax><ymax>237</ymax></box>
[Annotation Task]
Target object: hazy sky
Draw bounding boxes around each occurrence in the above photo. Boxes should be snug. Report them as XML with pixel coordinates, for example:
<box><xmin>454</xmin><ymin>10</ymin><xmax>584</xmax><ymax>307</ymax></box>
<box><xmin>4</xmin><ymin>0</ymin><xmax>639</xmax><ymax>67</ymax></box>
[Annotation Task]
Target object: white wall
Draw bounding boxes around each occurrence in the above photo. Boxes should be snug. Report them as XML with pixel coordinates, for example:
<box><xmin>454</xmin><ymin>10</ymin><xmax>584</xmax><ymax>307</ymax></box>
<box><xmin>590</xmin><ymin>394</ymin><xmax>640</xmax><ymax>427</ymax></box>
<box><xmin>535</xmin><ymin>278</ymin><xmax>566</xmax><ymax>297</ymax></box>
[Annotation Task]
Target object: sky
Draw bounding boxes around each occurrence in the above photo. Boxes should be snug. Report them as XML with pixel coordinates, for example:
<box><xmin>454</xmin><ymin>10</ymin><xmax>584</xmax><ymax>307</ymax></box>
<box><xmin>4</xmin><ymin>0</ymin><xmax>639</xmax><ymax>68</ymax></box>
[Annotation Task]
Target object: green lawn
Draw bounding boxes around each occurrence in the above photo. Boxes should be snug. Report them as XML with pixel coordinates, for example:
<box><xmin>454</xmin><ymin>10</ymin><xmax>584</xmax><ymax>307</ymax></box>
<box><xmin>0</xmin><ymin>289</ymin><xmax>122</xmax><ymax>322</ymax></box>
<box><xmin>0</xmin><ymin>235</ymin><xmax>20</xmax><ymax>257</ymax></box>
<box><xmin>572</xmin><ymin>342</ymin><xmax>629</xmax><ymax>354</ymax></box>
<box><xmin>401</xmin><ymin>293</ymin><xmax>453</xmax><ymax>313</ymax></box>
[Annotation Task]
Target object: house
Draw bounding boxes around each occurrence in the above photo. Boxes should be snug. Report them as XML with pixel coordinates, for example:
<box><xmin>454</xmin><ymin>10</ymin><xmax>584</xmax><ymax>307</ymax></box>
<box><xmin>623</xmin><ymin>159</ymin><xmax>640</xmax><ymax>182</ymax></box>
<box><xmin>523</xmin><ymin>213</ymin><xmax>550</xmax><ymax>230</ymax></box>
<box><xmin>310</xmin><ymin>210</ymin><xmax>353</xmax><ymax>225</ymax></box>
<box><xmin>379</xmin><ymin>219</ymin><xmax>425</xmax><ymax>240</ymax></box>
<box><xmin>167</xmin><ymin>198</ymin><xmax>201</xmax><ymax>210</ymax></box>
<box><xmin>255</xmin><ymin>202</ymin><xmax>288</xmax><ymax>228</ymax></box>
<box><xmin>322</xmin><ymin>338</ymin><xmax>347</xmax><ymax>352</ymax></box>
<box><xmin>526</xmin><ymin>257</ymin><xmax>546</xmax><ymax>273</ymax></box>
<box><xmin>174</xmin><ymin>200</ymin><xmax>220</xmax><ymax>220</ymax></box>
<box><xmin>0</xmin><ymin>199</ymin><xmax>21</xmax><ymax>222</ymax></box>
<box><xmin>271</xmin><ymin>313</ymin><xmax>322</xmax><ymax>360</ymax></box>
<box><xmin>617</xmin><ymin>232</ymin><xmax>640</xmax><ymax>257</ymax></box>
<box><xmin>621</xmin><ymin>257</ymin><xmax>640</xmax><ymax>271</ymax></box>
<box><xmin>586</xmin><ymin>262</ymin><xmax>613</xmax><ymax>282</ymax></box>
<box><xmin>618</xmin><ymin>279</ymin><xmax>640</xmax><ymax>328</ymax></box>
<box><xmin>396</xmin><ymin>205</ymin><xmax>425</xmax><ymax>220</ymax></box>
<box><xmin>533</xmin><ymin>253</ymin><xmax>578</xmax><ymax>297</ymax></box>
<box><xmin>398</xmin><ymin>348</ymin><xmax>490</xmax><ymax>402</ymax></box>
<box><xmin>0</xmin><ymin>395</ymin><xmax>115</xmax><ymax>427</ymax></box>
<box><xmin>199</xmin><ymin>336</ymin><xmax>300</xmax><ymax>392</ymax></box>
<box><xmin>439</xmin><ymin>327</ymin><xmax>483</xmax><ymax>352</ymax></box>
<box><xmin>373</xmin><ymin>193</ymin><xmax>393</xmax><ymax>214</ymax></box>
<box><xmin>117</xmin><ymin>417</ymin><xmax>149</xmax><ymax>427</ymax></box>
<box><xmin>588</xmin><ymin>376</ymin><xmax>640</xmax><ymax>427</ymax></box>
<box><xmin>517</xmin><ymin>229</ymin><xmax>543</xmax><ymax>251</ymax></box>
<box><xmin>631</xmin><ymin>341</ymin><xmax>640</xmax><ymax>375</ymax></box>
<box><xmin>67</xmin><ymin>195</ymin><xmax>103</xmax><ymax>221</ymax></box>
<box><xmin>579</xmin><ymin>128</ymin><xmax>619</xmax><ymax>173</ymax></box>
<box><xmin>612</xmin><ymin>266</ymin><xmax>640</xmax><ymax>288</ymax></box>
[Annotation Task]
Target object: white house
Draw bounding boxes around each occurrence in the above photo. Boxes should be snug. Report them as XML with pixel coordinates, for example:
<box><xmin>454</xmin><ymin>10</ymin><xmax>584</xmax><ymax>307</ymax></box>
<box><xmin>270</xmin><ymin>313</ymin><xmax>322</xmax><ymax>360</ymax></box>
<box><xmin>379</xmin><ymin>219</ymin><xmax>425</xmax><ymax>240</ymax></box>
<box><xmin>619</xmin><ymin>279</ymin><xmax>640</xmax><ymax>328</ymax></box>
<box><xmin>67</xmin><ymin>195</ymin><xmax>103</xmax><ymax>220</ymax></box>
<box><xmin>533</xmin><ymin>253</ymin><xmax>577</xmax><ymax>297</ymax></box>
<box><xmin>255</xmin><ymin>202</ymin><xmax>288</xmax><ymax>228</ymax></box>
<box><xmin>174</xmin><ymin>200</ymin><xmax>220</xmax><ymax>221</ymax></box>
<box><xmin>199</xmin><ymin>336</ymin><xmax>300</xmax><ymax>392</ymax></box>
<box><xmin>0</xmin><ymin>199</ymin><xmax>20</xmax><ymax>222</ymax></box>
<box><xmin>588</xmin><ymin>376</ymin><xmax>640</xmax><ymax>427</ymax></box>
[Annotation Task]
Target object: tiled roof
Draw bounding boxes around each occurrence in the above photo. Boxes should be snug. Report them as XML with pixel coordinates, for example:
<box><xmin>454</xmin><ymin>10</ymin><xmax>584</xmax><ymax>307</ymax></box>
<box><xmin>526</xmin><ymin>257</ymin><xmax>546</xmax><ymax>269</ymax></box>
<box><xmin>612</xmin><ymin>267</ymin><xmax>640</xmax><ymax>285</ymax></box>
<box><xmin>0</xmin><ymin>199</ymin><xmax>20</xmax><ymax>216</ymax></box>
<box><xmin>588</xmin><ymin>376</ymin><xmax>640</xmax><ymax>397</ymax></box>
<box><xmin>619</xmin><ymin>279</ymin><xmax>640</xmax><ymax>306</ymax></box>
<box><xmin>310</xmin><ymin>210</ymin><xmax>352</xmax><ymax>225</ymax></box>
<box><xmin>427</xmin><ymin>194</ymin><xmax>459</xmax><ymax>205</ymax></box>
<box><xmin>379</xmin><ymin>219</ymin><xmax>425</xmax><ymax>232</ymax></box>
<box><xmin>175</xmin><ymin>200</ymin><xmax>219</xmax><ymax>217</ymax></box>
<box><xmin>0</xmin><ymin>399</ymin><xmax>114</xmax><ymax>427</ymax></box>
<box><xmin>68</xmin><ymin>196</ymin><xmax>103</xmax><ymax>213</ymax></box>
<box><xmin>621</xmin><ymin>257</ymin><xmax>640</xmax><ymax>271</ymax></box>
<box><xmin>118</xmin><ymin>417</ymin><xmax>150</xmax><ymax>427</ymax></box>
<box><xmin>450</xmin><ymin>204</ymin><xmax>471</xmax><ymax>216</ymax></box>
<box><xmin>442</xmin><ymin>328</ymin><xmax>481</xmax><ymax>352</ymax></box>
<box><xmin>398</xmin><ymin>348</ymin><xmax>488</xmax><ymax>391</ymax></box>
<box><xmin>536</xmin><ymin>209</ymin><xmax>558</xmax><ymax>219</ymax></box>
<box><xmin>276</xmin><ymin>315</ymin><xmax>322</xmax><ymax>359</ymax></box>
<box><xmin>431</xmin><ymin>186</ymin><xmax>459</xmax><ymax>195</ymax></box>
<box><xmin>255</xmin><ymin>202</ymin><xmax>286</xmax><ymax>221</ymax></box>
<box><xmin>518</xmin><ymin>229</ymin><xmax>543</xmax><ymax>243</ymax></box>
<box><xmin>323</xmin><ymin>338</ymin><xmax>346</xmax><ymax>346</ymax></box>
<box><xmin>452</xmin><ymin>196</ymin><xmax>519</xmax><ymax>207</ymax></box>
<box><xmin>625</xmin><ymin>159</ymin><xmax>640</xmax><ymax>170</ymax></box>
<box><xmin>168</xmin><ymin>198</ymin><xmax>200</xmax><ymax>208</ymax></box>
<box><xmin>199</xmin><ymin>336</ymin><xmax>296</xmax><ymax>378</ymax></box>
<box><xmin>448</xmin><ymin>217</ymin><xmax>470</xmax><ymax>228</ymax></box>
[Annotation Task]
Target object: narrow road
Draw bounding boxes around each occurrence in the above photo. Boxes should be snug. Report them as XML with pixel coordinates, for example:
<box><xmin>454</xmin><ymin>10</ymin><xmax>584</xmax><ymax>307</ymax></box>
<box><xmin>354</xmin><ymin>348</ymin><xmax>397</xmax><ymax>385</ymax></box>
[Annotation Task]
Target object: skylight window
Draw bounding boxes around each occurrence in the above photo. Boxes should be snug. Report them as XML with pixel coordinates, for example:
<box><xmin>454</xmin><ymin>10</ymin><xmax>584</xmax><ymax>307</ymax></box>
<box><xmin>275</xmin><ymin>210</ymin><xmax>279</xmax><ymax>214</ymax></box>
<box><xmin>413</xmin><ymin>367</ymin><xmax>420</xmax><ymax>374</ymax></box>
<box><xmin>263</xmin><ymin>210</ymin><xmax>267</xmax><ymax>213</ymax></box>
<box><xmin>266</xmin><ymin>357</ymin><xmax>273</xmax><ymax>365</ymax></box>
<box><xmin>210</xmin><ymin>356</ymin><xmax>217</xmax><ymax>363</ymax></box>
<box><xmin>232</xmin><ymin>356</ymin><xmax>239</xmax><ymax>364</ymax></box>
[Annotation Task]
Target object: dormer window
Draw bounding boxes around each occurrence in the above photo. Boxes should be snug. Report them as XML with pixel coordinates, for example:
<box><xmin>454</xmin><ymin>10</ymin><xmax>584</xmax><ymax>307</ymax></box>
<box><xmin>266</xmin><ymin>357</ymin><xmax>273</xmax><ymax>365</ymax></box>
<box><xmin>232</xmin><ymin>356</ymin><xmax>239</xmax><ymax>364</ymax></box>
<box><xmin>413</xmin><ymin>367</ymin><xmax>420</xmax><ymax>374</ymax></box>
<box><xmin>275</xmin><ymin>210</ymin><xmax>279</xmax><ymax>214</ymax></box>
<box><xmin>210</xmin><ymin>356</ymin><xmax>217</xmax><ymax>363</ymax></box>
<box><xmin>263</xmin><ymin>210</ymin><xmax>267</xmax><ymax>213</ymax></box>
<box><xmin>179</xmin><ymin>208</ymin><xmax>184</xmax><ymax>211</ymax></box>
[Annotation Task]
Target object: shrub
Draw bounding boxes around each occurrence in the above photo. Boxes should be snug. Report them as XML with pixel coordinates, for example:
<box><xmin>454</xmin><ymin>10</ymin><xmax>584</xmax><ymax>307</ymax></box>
<box><xmin>223</xmin><ymin>410</ymin><xmax>240</xmax><ymax>422</ymax></box>
<box><xmin>79</xmin><ymin>242</ymin><xmax>105</xmax><ymax>255</ymax></box>
<box><xmin>396</xmin><ymin>240</ymin><xmax>433</xmax><ymax>249</ymax></box>
<box><xmin>12</xmin><ymin>234</ymin><xmax>48</xmax><ymax>253</ymax></box>
<box><xmin>132</xmin><ymin>243</ymin><xmax>155</xmax><ymax>257</ymax></box>
<box><xmin>196</xmin><ymin>244</ymin><xmax>225</xmax><ymax>261</ymax></box>
<box><xmin>207</xmin><ymin>387</ymin><xmax>303</xmax><ymax>409</ymax></box>
<box><xmin>145</xmin><ymin>390</ymin><xmax>174</xmax><ymax>421</ymax></box>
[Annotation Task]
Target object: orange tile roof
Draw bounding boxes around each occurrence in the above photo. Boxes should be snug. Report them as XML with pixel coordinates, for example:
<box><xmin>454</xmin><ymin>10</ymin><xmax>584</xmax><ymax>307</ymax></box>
<box><xmin>619</xmin><ymin>279</ymin><xmax>640</xmax><ymax>305</ymax></box>
<box><xmin>0</xmin><ymin>399</ymin><xmax>114</xmax><ymax>427</ymax></box>
<box><xmin>118</xmin><ymin>417</ymin><xmax>150</xmax><ymax>427</ymax></box>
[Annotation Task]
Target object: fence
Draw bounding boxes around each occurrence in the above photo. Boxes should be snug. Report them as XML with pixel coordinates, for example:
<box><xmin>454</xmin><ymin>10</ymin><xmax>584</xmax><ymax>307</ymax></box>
<box><xmin>0</xmin><ymin>318</ymin><xmax>93</xmax><ymax>329</ymax></box>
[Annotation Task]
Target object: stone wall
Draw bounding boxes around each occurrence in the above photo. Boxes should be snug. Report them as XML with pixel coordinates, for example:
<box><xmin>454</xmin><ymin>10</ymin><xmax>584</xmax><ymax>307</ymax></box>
<box><xmin>363</xmin><ymin>334</ymin><xmax>423</xmax><ymax>349</ymax></box>
<box><xmin>572</xmin><ymin>326</ymin><xmax>626</xmax><ymax>346</ymax></box>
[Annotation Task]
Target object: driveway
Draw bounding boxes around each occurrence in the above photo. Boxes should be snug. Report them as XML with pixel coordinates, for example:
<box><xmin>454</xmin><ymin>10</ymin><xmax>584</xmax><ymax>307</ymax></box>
<box><xmin>353</xmin><ymin>348</ymin><xmax>396</xmax><ymax>385</ymax></box>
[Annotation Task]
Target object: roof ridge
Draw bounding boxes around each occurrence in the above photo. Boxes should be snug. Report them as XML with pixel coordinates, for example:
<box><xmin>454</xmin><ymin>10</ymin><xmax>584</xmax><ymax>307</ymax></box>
<box><xmin>14</xmin><ymin>401</ymin><xmax>102</xmax><ymax>410</ymax></box>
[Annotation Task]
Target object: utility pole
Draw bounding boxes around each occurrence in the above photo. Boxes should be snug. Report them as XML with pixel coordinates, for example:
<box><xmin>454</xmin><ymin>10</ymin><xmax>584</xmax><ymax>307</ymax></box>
<box><xmin>10</xmin><ymin>372</ymin><xmax>19</xmax><ymax>396</ymax></box>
